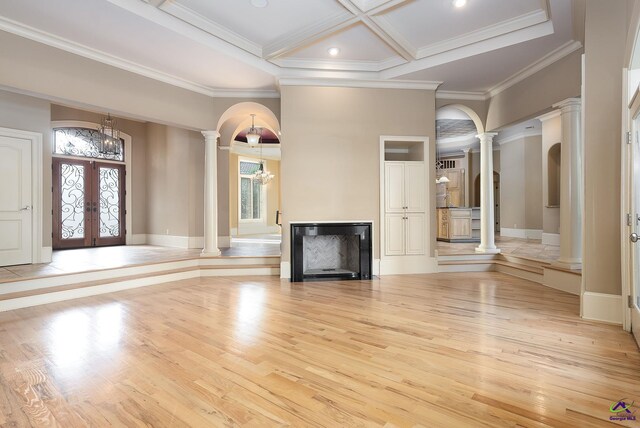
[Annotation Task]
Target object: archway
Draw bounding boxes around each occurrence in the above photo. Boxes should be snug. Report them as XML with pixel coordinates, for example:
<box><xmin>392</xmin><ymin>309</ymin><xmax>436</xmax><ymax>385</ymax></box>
<box><xmin>216</xmin><ymin>102</ymin><xmax>282</xmax><ymax>252</ymax></box>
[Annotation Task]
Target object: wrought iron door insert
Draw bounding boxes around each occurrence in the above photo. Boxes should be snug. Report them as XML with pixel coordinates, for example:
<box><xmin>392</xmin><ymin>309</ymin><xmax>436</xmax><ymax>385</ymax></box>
<box><xmin>53</xmin><ymin>158</ymin><xmax>125</xmax><ymax>249</ymax></box>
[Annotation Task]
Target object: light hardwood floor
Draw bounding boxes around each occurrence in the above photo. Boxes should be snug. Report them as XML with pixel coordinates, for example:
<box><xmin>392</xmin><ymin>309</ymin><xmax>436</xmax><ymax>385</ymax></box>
<box><xmin>0</xmin><ymin>273</ymin><xmax>638</xmax><ymax>427</ymax></box>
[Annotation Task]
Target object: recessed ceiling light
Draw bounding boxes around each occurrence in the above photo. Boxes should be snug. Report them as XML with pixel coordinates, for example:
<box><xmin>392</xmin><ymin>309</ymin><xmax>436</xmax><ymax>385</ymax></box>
<box><xmin>251</xmin><ymin>0</ymin><xmax>268</xmax><ymax>8</ymax></box>
<box><xmin>328</xmin><ymin>47</ymin><xmax>340</xmax><ymax>57</ymax></box>
<box><xmin>453</xmin><ymin>0</ymin><xmax>467</xmax><ymax>8</ymax></box>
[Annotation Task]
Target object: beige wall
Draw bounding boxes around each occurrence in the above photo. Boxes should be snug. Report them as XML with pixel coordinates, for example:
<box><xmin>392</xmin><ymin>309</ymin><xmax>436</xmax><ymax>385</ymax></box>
<box><xmin>280</xmin><ymin>86</ymin><xmax>435</xmax><ymax>262</ymax></box>
<box><xmin>146</xmin><ymin>124</ymin><xmax>204</xmax><ymax>239</ymax></box>
<box><xmin>486</xmin><ymin>50</ymin><xmax>583</xmax><ymax>132</ymax></box>
<box><xmin>583</xmin><ymin>0</ymin><xmax>629</xmax><ymax>295</ymax></box>
<box><xmin>541</xmin><ymin>115</ymin><xmax>561</xmax><ymax>235</ymax></box>
<box><xmin>0</xmin><ymin>31</ymin><xmax>217</xmax><ymax>131</ymax></box>
<box><xmin>0</xmin><ymin>90</ymin><xmax>52</xmax><ymax>247</ymax></box>
<box><xmin>50</xmin><ymin>104</ymin><xmax>149</xmax><ymax>236</ymax></box>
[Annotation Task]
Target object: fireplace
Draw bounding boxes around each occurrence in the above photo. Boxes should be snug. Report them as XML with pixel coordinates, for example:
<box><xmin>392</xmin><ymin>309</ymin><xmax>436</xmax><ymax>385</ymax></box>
<box><xmin>290</xmin><ymin>222</ymin><xmax>372</xmax><ymax>282</ymax></box>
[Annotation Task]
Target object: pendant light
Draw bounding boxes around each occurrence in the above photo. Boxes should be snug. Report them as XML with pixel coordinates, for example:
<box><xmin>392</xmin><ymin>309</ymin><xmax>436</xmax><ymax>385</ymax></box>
<box><xmin>99</xmin><ymin>113</ymin><xmax>122</xmax><ymax>156</ymax></box>
<box><xmin>254</xmin><ymin>139</ymin><xmax>274</xmax><ymax>185</ymax></box>
<box><xmin>435</xmin><ymin>141</ymin><xmax>449</xmax><ymax>184</ymax></box>
<box><xmin>246</xmin><ymin>114</ymin><xmax>261</xmax><ymax>146</ymax></box>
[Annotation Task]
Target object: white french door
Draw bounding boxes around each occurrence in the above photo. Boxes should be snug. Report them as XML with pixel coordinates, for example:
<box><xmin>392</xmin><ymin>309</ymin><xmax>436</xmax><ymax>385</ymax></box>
<box><xmin>0</xmin><ymin>134</ymin><xmax>33</xmax><ymax>266</ymax></box>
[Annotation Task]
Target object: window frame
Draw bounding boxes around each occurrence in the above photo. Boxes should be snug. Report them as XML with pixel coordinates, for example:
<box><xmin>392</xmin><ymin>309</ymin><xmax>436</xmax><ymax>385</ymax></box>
<box><xmin>238</xmin><ymin>158</ymin><xmax>266</xmax><ymax>224</ymax></box>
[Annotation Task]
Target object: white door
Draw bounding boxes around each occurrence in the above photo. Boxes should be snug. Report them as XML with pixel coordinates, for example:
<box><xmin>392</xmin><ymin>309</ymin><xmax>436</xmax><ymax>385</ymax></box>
<box><xmin>404</xmin><ymin>162</ymin><xmax>425</xmax><ymax>212</ymax></box>
<box><xmin>385</xmin><ymin>162</ymin><xmax>405</xmax><ymax>212</ymax></box>
<box><xmin>0</xmin><ymin>135</ymin><xmax>32</xmax><ymax>266</ymax></box>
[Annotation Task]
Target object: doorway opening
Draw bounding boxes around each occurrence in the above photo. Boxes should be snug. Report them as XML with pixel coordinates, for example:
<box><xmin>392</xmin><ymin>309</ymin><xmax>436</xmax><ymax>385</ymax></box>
<box><xmin>52</xmin><ymin>126</ymin><xmax>127</xmax><ymax>250</ymax></box>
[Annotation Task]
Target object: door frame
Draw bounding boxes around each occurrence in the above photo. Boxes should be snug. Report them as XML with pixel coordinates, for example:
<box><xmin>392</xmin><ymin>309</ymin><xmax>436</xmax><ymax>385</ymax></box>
<box><xmin>51</xmin><ymin>121</ymin><xmax>133</xmax><ymax>245</ymax></box>
<box><xmin>0</xmin><ymin>126</ymin><xmax>43</xmax><ymax>264</ymax></box>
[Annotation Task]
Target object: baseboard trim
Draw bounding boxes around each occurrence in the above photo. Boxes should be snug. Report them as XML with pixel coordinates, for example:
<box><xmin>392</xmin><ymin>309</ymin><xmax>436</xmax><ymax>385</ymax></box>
<box><xmin>280</xmin><ymin>261</ymin><xmax>291</xmax><ymax>279</ymax></box>
<box><xmin>542</xmin><ymin>233</ymin><xmax>560</xmax><ymax>246</ymax></box>
<box><xmin>582</xmin><ymin>292</ymin><xmax>623</xmax><ymax>324</ymax></box>
<box><xmin>500</xmin><ymin>228</ymin><xmax>543</xmax><ymax>240</ymax></box>
<box><xmin>40</xmin><ymin>246</ymin><xmax>52</xmax><ymax>263</ymax></box>
<box><xmin>380</xmin><ymin>256</ymin><xmax>438</xmax><ymax>275</ymax></box>
<box><xmin>187</xmin><ymin>236</ymin><xmax>204</xmax><ymax>249</ymax></box>
<box><xmin>128</xmin><ymin>234</ymin><xmax>147</xmax><ymax>245</ymax></box>
<box><xmin>218</xmin><ymin>236</ymin><xmax>231</xmax><ymax>248</ymax></box>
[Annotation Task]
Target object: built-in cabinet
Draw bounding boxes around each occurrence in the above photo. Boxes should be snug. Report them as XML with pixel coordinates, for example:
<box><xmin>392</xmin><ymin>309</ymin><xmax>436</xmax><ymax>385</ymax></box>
<box><xmin>384</xmin><ymin>161</ymin><xmax>425</xmax><ymax>256</ymax></box>
<box><xmin>436</xmin><ymin>168</ymin><xmax>464</xmax><ymax>208</ymax></box>
<box><xmin>436</xmin><ymin>207</ymin><xmax>480</xmax><ymax>242</ymax></box>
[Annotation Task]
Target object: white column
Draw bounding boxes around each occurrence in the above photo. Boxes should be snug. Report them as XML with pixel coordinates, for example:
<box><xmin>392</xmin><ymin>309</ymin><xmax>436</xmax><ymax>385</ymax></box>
<box><xmin>475</xmin><ymin>132</ymin><xmax>500</xmax><ymax>254</ymax></box>
<box><xmin>553</xmin><ymin>98</ymin><xmax>582</xmax><ymax>269</ymax></box>
<box><xmin>202</xmin><ymin>130</ymin><xmax>221</xmax><ymax>256</ymax></box>
<box><xmin>462</xmin><ymin>148</ymin><xmax>471</xmax><ymax>208</ymax></box>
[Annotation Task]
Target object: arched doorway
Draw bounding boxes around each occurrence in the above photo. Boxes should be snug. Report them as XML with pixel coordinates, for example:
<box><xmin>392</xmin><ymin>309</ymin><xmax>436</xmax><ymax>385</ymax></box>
<box><xmin>216</xmin><ymin>102</ymin><xmax>282</xmax><ymax>252</ymax></box>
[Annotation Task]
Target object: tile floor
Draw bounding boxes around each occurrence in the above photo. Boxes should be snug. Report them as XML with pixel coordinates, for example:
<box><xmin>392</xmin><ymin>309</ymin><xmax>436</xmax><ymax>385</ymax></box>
<box><xmin>0</xmin><ymin>235</ymin><xmax>282</xmax><ymax>282</ymax></box>
<box><xmin>436</xmin><ymin>235</ymin><xmax>560</xmax><ymax>262</ymax></box>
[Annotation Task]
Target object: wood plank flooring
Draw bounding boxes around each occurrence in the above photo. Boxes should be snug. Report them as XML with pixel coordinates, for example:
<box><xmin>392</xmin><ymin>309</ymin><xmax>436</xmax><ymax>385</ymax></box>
<box><xmin>0</xmin><ymin>272</ymin><xmax>638</xmax><ymax>427</ymax></box>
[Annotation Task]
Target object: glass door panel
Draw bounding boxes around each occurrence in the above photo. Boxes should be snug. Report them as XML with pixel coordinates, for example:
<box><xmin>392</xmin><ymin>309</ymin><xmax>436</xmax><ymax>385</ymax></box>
<box><xmin>53</xmin><ymin>159</ymin><xmax>92</xmax><ymax>249</ymax></box>
<box><xmin>53</xmin><ymin>159</ymin><xmax>125</xmax><ymax>249</ymax></box>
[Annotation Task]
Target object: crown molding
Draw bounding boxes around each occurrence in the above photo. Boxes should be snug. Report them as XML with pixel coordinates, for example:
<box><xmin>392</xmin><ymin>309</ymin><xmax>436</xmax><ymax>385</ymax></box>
<box><xmin>488</xmin><ymin>40</ymin><xmax>583</xmax><ymax>98</ymax></box>
<box><xmin>211</xmin><ymin>89</ymin><xmax>281</xmax><ymax>99</ymax></box>
<box><xmin>159</xmin><ymin>1</ymin><xmax>262</xmax><ymax>57</ymax></box>
<box><xmin>435</xmin><ymin>90</ymin><xmax>489</xmax><ymax>101</ymax></box>
<box><xmin>278</xmin><ymin>77</ymin><xmax>442</xmax><ymax>90</ymax></box>
<box><xmin>537</xmin><ymin>109</ymin><xmax>562</xmax><ymax>122</ymax></box>
<box><xmin>271</xmin><ymin>56</ymin><xmax>406</xmax><ymax>72</ymax></box>
<box><xmin>496</xmin><ymin>128</ymin><xmax>542</xmax><ymax>145</ymax></box>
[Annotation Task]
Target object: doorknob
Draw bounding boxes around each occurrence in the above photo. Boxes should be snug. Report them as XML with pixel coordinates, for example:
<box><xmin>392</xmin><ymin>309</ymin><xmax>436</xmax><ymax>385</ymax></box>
<box><xmin>631</xmin><ymin>233</ymin><xmax>639</xmax><ymax>243</ymax></box>
<box><xmin>19</xmin><ymin>206</ymin><xmax>31</xmax><ymax>211</ymax></box>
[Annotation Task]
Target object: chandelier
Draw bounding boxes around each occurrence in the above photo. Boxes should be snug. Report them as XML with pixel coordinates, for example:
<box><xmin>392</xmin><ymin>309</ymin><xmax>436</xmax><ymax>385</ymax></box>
<box><xmin>246</xmin><ymin>114</ymin><xmax>261</xmax><ymax>146</ymax></box>
<box><xmin>99</xmin><ymin>113</ymin><xmax>122</xmax><ymax>156</ymax></box>
<box><xmin>254</xmin><ymin>136</ymin><xmax>274</xmax><ymax>184</ymax></box>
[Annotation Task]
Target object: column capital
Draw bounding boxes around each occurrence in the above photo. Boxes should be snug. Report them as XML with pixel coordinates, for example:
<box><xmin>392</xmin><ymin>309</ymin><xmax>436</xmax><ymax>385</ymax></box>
<box><xmin>553</xmin><ymin>97</ymin><xmax>581</xmax><ymax>113</ymax></box>
<box><xmin>201</xmin><ymin>130</ymin><xmax>220</xmax><ymax>140</ymax></box>
<box><xmin>462</xmin><ymin>148</ymin><xmax>471</xmax><ymax>153</ymax></box>
<box><xmin>476</xmin><ymin>132</ymin><xmax>498</xmax><ymax>142</ymax></box>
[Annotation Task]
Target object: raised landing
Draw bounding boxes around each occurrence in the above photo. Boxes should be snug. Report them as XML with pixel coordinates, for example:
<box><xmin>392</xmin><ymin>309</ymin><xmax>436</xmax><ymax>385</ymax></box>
<box><xmin>0</xmin><ymin>255</ymin><xmax>280</xmax><ymax>312</ymax></box>
<box><xmin>438</xmin><ymin>253</ymin><xmax>581</xmax><ymax>295</ymax></box>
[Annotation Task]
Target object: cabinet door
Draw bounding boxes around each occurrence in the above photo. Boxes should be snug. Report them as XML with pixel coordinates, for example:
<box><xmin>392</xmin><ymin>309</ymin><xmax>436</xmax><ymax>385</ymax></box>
<box><xmin>385</xmin><ymin>162</ymin><xmax>405</xmax><ymax>212</ymax></box>
<box><xmin>450</xmin><ymin>217</ymin><xmax>471</xmax><ymax>239</ymax></box>
<box><xmin>385</xmin><ymin>214</ymin><xmax>405</xmax><ymax>256</ymax></box>
<box><xmin>404</xmin><ymin>162</ymin><xmax>425</xmax><ymax>212</ymax></box>
<box><xmin>405</xmin><ymin>213</ymin><xmax>425</xmax><ymax>255</ymax></box>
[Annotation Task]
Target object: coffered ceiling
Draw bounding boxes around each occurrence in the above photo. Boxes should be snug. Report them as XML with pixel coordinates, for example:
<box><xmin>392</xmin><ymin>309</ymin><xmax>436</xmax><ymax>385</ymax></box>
<box><xmin>0</xmin><ymin>0</ymin><xmax>581</xmax><ymax>96</ymax></box>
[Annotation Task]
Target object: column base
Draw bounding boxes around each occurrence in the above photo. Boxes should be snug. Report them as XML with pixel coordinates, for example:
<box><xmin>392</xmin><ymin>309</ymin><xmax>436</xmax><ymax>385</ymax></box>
<box><xmin>201</xmin><ymin>248</ymin><xmax>221</xmax><ymax>257</ymax></box>
<box><xmin>475</xmin><ymin>246</ymin><xmax>501</xmax><ymax>254</ymax></box>
<box><xmin>552</xmin><ymin>258</ymin><xmax>582</xmax><ymax>270</ymax></box>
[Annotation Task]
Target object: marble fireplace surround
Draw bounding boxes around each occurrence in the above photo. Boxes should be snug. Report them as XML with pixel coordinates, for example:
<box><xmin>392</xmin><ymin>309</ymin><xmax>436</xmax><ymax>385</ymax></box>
<box><xmin>290</xmin><ymin>222</ymin><xmax>372</xmax><ymax>282</ymax></box>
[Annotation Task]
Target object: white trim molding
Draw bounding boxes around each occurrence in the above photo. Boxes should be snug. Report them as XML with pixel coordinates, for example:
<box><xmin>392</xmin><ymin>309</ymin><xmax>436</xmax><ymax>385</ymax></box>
<box><xmin>500</xmin><ymin>228</ymin><xmax>543</xmax><ymax>240</ymax></box>
<box><xmin>542</xmin><ymin>233</ymin><xmax>560</xmax><ymax>246</ymax></box>
<box><xmin>280</xmin><ymin>261</ymin><xmax>291</xmax><ymax>279</ymax></box>
<box><xmin>435</xmin><ymin>90</ymin><xmax>488</xmax><ymax>101</ymax></box>
<box><xmin>41</xmin><ymin>247</ymin><xmax>52</xmax><ymax>264</ymax></box>
<box><xmin>582</xmin><ymin>292</ymin><xmax>623</xmax><ymax>324</ymax></box>
<box><xmin>496</xmin><ymin>129</ymin><xmax>542</xmax><ymax>146</ymax></box>
<box><xmin>278</xmin><ymin>78</ymin><xmax>442</xmax><ymax>91</ymax></box>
